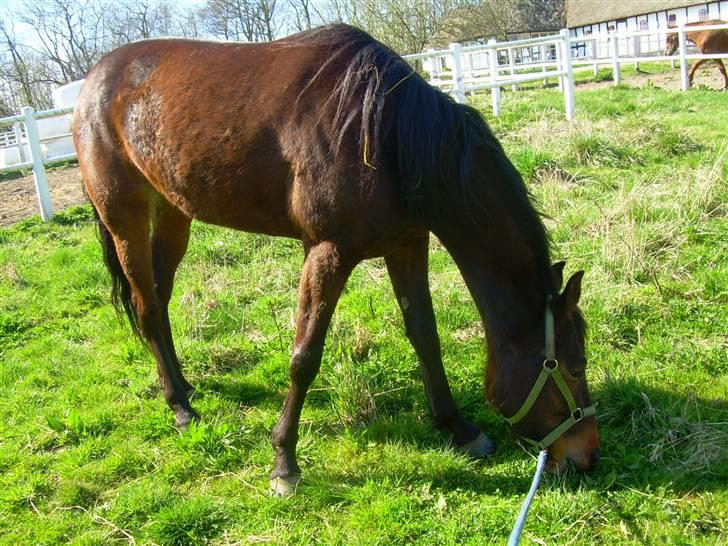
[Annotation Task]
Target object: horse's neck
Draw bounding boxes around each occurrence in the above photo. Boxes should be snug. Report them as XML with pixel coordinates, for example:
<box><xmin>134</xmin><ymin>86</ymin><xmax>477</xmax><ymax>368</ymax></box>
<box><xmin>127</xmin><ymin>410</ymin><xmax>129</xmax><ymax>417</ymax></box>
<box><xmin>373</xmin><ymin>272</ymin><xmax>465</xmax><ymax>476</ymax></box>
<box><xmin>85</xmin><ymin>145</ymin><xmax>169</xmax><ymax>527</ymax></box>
<box><xmin>435</xmin><ymin>224</ymin><xmax>548</xmax><ymax>348</ymax></box>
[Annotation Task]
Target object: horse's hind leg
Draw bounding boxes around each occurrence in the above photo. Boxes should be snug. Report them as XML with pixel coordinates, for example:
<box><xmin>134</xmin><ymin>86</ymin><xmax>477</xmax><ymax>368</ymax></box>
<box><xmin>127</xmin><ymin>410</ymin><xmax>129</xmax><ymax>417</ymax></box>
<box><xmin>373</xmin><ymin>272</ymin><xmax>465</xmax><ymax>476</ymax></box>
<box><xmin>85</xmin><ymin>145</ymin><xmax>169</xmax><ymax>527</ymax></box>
<box><xmin>88</xmin><ymin>168</ymin><xmax>197</xmax><ymax>428</ymax></box>
<box><xmin>151</xmin><ymin>201</ymin><xmax>194</xmax><ymax>394</ymax></box>
<box><xmin>384</xmin><ymin>234</ymin><xmax>496</xmax><ymax>458</ymax></box>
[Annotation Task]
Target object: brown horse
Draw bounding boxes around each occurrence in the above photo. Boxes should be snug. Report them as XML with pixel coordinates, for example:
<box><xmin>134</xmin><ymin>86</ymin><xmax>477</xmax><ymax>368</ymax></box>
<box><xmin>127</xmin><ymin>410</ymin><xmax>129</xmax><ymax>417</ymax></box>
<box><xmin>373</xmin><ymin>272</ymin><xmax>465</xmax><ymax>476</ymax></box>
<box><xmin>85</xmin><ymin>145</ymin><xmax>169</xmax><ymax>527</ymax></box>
<box><xmin>665</xmin><ymin>19</ymin><xmax>728</xmax><ymax>88</ymax></box>
<box><xmin>73</xmin><ymin>25</ymin><xmax>599</xmax><ymax>494</ymax></box>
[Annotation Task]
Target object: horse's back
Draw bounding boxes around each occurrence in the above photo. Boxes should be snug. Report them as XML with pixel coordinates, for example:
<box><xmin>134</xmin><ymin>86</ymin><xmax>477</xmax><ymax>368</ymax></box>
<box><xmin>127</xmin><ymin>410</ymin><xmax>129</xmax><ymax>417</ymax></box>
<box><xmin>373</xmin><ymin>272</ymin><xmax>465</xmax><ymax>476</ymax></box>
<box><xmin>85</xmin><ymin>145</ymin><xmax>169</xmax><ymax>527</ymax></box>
<box><xmin>686</xmin><ymin>20</ymin><xmax>728</xmax><ymax>52</ymax></box>
<box><xmin>702</xmin><ymin>20</ymin><xmax>728</xmax><ymax>52</ymax></box>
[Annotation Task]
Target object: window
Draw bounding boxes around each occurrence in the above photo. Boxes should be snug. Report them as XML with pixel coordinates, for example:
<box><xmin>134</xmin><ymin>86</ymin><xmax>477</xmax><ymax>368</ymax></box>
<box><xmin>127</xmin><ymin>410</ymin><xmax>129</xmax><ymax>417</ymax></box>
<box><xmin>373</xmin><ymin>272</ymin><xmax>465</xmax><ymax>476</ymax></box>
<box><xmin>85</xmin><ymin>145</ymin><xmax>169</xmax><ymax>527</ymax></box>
<box><xmin>667</xmin><ymin>14</ymin><xmax>677</xmax><ymax>27</ymax></box>
<box><xmin>639</xmin><ymin>19</ymin><xmax>648</xmax><ymax>31</ymax></box>
<box><xmin>699</xmin><ymin>8</ymin><xmax>708</xmax><ymax>21</ymax></box>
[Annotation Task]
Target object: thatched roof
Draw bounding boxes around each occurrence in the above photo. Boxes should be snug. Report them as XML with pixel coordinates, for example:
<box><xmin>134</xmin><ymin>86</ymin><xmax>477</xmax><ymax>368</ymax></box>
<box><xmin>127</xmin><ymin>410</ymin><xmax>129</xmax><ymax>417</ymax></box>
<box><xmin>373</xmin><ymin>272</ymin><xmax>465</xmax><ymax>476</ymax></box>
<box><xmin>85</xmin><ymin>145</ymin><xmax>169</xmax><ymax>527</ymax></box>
<box><xmin>431</xmin><ymin>0</ymin><xmax>564</xmax><ymax>46</ymax></box>
<box><xmin>566</xmin><ymin>0</ymin><xmax>701</xmax><ymax>28</ymax></box>
<box><xmin>510</xmin><ymin>0</ymin><xmax>565</xmax><ymax>33</ymax></box>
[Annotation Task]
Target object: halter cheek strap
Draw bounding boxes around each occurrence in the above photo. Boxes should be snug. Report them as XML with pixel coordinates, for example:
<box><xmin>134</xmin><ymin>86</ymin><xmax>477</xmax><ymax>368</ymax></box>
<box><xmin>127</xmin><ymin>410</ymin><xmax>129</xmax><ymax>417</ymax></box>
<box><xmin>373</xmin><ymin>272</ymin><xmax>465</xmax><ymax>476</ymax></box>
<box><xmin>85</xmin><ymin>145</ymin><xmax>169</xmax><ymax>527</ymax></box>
<box><xmin>504</xmin><ymin>297</ymin><xmax>596</xmax><ymax>450</ymax></box>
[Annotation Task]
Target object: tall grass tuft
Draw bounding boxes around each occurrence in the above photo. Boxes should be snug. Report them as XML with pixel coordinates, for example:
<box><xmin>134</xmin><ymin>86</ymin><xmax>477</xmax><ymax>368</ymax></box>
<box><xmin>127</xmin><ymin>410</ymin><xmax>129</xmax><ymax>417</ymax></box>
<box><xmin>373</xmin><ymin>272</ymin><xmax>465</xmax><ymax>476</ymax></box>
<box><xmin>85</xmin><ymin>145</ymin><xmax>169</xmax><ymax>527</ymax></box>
<box><xmin>327</xmin><ymin>345</ymin><xmax>377</xmax><ymax>429</ymax></box>
<box><xmin>148</xmin><ymin>496</ymin><xmax>226</xmax><ymax>546</ymax></box>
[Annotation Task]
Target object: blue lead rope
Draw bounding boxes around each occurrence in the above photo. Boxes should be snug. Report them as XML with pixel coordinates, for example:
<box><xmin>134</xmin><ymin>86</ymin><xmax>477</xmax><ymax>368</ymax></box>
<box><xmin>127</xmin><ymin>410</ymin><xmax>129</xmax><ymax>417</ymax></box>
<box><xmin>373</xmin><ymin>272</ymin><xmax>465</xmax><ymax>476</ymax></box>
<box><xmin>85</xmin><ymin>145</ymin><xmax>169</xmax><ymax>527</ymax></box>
<box><xmin>508</xmin><ymin>449</ymin><xmax>549</xmax><ymax>546</ymax></box>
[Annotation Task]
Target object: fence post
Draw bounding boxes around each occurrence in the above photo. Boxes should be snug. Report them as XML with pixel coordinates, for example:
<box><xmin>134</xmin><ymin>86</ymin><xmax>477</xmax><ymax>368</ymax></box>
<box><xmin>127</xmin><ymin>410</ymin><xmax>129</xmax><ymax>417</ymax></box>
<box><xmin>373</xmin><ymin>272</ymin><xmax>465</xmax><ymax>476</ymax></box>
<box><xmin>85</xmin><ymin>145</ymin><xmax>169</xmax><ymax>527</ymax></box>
<box><xmin>560</xmin><ymin>29</ymin><xmax>576</xmax><ymax>121</ymax></box>
<box><xmin>634</xmin><ymin>34</ymin><xmax>641</xmax><ymax>71</ymax></box>
<box><xmin>541</xmin><ymin>45</ymin><xmax>548</xmax><ymax>85</ymax></box>
<box><xmin>508</xmin><ymin>47</ymin><xmax>517</xmax><ymax>91</ymax></box>
<box><xmin>463</xmin><ymin>50</ymin><xmax>473</xmax><ymax>81</ymax></box>
<box><xmin>426</xmin><ymin>48</ymin><xmax>440</xmax><ymax>84</ymax></box>
<box><xmin>611</xmin><ymin>32</ymin><xmax>621</xmax><ymax>85</ymax></box>
<box><xmin>449</xmin><ymin>43</ymin><xmax>466</xmax><ymax>104</ymax></box>
<box><xmin>555</xmin><ymin>38</ymin><xmax>564</xmax><ymax>91</ymax></box>
<box><xmin>22</xmin><ymin>106</ymin><xmax>54</xmax><ymax>222</ymax></box>
<box><xmin>13</xmin><ymin>122</ymin><xmax>26</xmax><ymax>163</ymax></box>
<box><xmin>592</xmin><ymin>38</ymin><xmax>599</xmax><ymax>77</ymax></box>
<box><xmin>488</xmin><ymin>38</ymin><xmax>501</xmax><ymax>116</ymax></box>
<box><xmin>678</xmin><ymin>26</ymin><xmax>689</xmax><ymax>90</ymax></box>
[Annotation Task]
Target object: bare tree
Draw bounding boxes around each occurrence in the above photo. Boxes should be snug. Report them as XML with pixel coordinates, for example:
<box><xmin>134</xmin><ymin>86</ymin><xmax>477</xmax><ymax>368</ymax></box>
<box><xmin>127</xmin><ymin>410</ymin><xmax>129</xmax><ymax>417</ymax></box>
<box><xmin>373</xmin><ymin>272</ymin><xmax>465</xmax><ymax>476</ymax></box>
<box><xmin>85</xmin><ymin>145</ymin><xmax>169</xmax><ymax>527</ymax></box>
<box><xmin>177</xmin><ymin>7</ymin><xmax>205</xmax><ymax>38</ymax></box>
<box><xmin>288</xmin><ymin>0</ymin><xmax>313</xmax><ymax>31</ymax></box>
<box><xmin>326</xmin><ymin>0</ymin><xmax>466</xmax><ymax>54</ymax></box>
<box><xmin>0</xmin><ymin>18</ymin><xmax>35</xmax><ymax>106</ymax></box>
<box><xmin>20</xmin><ymin>0</ymin><xmax>107</xmax><ymax>84</ymax></box>
<box><xmin>203</xmin><ymin>0</ymin><xmax>281</xmax><ymax>42</ymax></box>
<box><xmin>106</xmin><ymin>0</ymin><xmax>178</xmax><ymax>46</ymax></box>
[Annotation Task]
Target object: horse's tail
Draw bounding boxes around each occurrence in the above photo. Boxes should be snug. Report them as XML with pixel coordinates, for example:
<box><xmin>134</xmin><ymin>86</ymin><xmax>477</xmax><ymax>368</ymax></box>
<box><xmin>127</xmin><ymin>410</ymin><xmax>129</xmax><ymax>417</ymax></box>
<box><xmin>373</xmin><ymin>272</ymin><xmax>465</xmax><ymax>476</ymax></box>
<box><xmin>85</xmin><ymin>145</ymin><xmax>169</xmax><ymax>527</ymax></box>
<box><xmin>90</xmin><ymin>203</ymin><xmax>141</xmax><ymax>338</ymax></box>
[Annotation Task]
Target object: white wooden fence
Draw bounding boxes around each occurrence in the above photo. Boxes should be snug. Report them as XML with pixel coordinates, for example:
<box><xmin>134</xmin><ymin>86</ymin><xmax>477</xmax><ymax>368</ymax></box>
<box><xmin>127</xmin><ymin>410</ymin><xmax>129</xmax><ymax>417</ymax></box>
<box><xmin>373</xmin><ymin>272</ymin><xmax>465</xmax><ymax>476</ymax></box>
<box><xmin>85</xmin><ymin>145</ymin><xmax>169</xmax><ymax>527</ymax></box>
<box><xmin>405</xmin><ymin>30</ymin><xmax>577</xmax><ymax>120</ymax></box>
<box><xmin>0</xmin><ymin>106</ymin><xmax>75</xmax><ymax>221</ymax></box>
<box><xmin>404</xmin><ymin>23</ymin><xmax>728</xmax><ymax>118</ymax></box>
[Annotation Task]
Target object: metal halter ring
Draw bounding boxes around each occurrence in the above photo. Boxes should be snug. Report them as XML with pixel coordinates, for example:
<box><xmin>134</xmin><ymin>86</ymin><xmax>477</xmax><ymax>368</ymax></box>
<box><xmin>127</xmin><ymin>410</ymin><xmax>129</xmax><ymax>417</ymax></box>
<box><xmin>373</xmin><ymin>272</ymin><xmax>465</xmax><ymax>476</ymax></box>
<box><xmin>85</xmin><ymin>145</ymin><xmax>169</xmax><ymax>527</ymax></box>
<box><xmin>543</xmin><ymin>358</ymin><xmax>558</xmax><ymax>371</ymax></box>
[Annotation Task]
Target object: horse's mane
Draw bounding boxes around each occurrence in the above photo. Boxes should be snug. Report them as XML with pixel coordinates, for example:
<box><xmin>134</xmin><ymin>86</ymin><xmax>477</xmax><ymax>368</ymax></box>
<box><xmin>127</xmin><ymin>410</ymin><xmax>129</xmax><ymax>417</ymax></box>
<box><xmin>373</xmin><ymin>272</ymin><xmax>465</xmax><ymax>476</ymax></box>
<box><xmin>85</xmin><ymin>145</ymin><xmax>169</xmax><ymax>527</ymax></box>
<box><xmin>292</xmin><ymin>24</ymin><xmax>554</xmax><ymax>292</ymax></box>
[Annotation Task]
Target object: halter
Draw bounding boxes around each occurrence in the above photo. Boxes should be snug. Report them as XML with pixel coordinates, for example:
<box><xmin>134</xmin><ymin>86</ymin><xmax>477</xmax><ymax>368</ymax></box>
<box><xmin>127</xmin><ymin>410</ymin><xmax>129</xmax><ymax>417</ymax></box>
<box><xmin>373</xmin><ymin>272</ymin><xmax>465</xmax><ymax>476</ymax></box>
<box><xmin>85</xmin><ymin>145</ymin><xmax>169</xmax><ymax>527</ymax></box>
<box><xmin>504</xmin><ymin>297</ymin><xmax>596</xmax><ymax>450</ymax></box>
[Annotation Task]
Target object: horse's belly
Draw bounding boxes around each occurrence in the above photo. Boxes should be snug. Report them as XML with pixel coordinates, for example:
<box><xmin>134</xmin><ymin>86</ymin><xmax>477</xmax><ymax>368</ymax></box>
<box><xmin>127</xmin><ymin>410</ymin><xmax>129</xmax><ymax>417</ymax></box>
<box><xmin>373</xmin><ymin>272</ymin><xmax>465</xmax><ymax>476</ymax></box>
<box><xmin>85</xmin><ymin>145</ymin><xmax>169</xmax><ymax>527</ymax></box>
<box><xmin>190</xmin><ymin>193</ymin><xmax>299</xmax><ymax>238</ymax></box>
<box><xmin>147</xmin><ymin>165</ymin><xmax>300</xmax><ymax>238</ymax></box>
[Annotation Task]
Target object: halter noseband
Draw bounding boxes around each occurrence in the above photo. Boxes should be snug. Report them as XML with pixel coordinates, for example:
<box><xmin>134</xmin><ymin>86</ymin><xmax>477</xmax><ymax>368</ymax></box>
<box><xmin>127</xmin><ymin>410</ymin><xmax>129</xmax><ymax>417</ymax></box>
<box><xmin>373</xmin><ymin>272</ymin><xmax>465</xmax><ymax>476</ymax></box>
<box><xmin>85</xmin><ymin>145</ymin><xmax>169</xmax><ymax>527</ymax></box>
<box><xmin>504</xmin><ymin>296</ymin><xmax>596</xmax><ymax>450</ymax></box>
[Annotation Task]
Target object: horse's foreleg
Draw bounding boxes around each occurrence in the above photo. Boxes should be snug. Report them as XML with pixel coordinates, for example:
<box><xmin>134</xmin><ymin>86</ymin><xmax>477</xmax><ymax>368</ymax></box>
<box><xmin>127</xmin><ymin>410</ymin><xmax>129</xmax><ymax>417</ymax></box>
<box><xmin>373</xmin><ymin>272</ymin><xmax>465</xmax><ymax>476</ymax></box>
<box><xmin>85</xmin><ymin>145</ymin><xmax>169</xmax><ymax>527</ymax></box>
<box><xmin>151</xmin><ymin>201</ymin><xmax>194</xmax><ymax>395</ymax></box>
<box><xmin>688</xmin><ymin>59</ymin><xmax>707</xmax><ymax>85</ymax></box>
<box><xmin>270</xmin><ymin>241</ymin><xmax>356</xmax><ymax>496</ymax></box>
<box><xmin>384</xmin><ymin>235</ymin><xmax>496</xmax><ymax>458</ymax></box>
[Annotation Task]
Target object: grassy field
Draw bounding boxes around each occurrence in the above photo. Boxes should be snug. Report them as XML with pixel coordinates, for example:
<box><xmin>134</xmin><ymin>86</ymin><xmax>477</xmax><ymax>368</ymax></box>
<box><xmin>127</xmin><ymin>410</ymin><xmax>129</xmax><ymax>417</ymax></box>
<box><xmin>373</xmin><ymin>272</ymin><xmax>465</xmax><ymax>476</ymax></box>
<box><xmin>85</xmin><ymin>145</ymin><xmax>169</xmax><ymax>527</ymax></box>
<box><xmin>1</xmin><ymin>81</ymin><xmax>727</xmax><ymax>545</ymax></box>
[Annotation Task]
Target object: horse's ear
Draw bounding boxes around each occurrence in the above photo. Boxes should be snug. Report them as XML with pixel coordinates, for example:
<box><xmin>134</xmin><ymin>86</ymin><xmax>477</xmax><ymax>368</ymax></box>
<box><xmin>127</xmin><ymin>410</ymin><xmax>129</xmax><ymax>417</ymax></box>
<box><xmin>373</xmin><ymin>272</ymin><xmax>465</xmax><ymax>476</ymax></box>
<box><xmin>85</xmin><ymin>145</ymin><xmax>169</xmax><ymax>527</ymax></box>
<box><xmin>556</xmin><ymin>270</ymin><xmax>584</xmax><ymax>321</ymax></box>
<box><xmin>551</xmin><ymin>261</ymin><xmax>566</xmax><ymax>290</ymax></box>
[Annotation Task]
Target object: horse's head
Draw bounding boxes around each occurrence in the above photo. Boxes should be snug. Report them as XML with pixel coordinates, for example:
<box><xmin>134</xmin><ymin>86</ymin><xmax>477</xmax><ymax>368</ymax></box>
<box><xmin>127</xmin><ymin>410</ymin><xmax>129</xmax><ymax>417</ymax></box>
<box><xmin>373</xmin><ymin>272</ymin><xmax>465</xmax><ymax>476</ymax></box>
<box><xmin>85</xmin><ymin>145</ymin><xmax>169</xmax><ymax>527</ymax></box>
<box><xmin>486</xmin><ymin>262</ymin><xmax>600</xmax><ymax>472</ymax></box>
<box><xmin>664</xmin><ymin>33</ymin><xmax>679</xmax><ymax>56</ymax></box>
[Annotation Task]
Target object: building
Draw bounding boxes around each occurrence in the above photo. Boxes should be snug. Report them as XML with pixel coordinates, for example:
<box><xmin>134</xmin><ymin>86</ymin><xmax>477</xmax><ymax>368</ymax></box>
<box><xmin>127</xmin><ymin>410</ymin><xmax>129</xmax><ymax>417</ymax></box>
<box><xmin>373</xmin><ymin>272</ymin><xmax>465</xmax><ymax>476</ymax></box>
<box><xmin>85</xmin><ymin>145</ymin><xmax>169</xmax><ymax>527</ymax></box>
<box><xmin>567</xmin><ymin>1</ymin><xmax>728</xmax><ymax>55</ymax></box>
<box><xmin>567</xmin><ymin>0</ymin><xmax>728</xmax><ymax>35</ymax></box>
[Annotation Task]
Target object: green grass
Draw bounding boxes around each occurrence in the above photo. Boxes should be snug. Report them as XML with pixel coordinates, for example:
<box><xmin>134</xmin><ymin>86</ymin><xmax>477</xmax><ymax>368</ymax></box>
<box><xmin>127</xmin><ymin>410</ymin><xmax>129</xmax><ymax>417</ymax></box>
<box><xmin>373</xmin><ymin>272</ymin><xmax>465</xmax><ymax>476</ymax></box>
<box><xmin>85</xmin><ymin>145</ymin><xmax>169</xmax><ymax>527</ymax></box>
<box><xmin>1</xmin><ymin>82</ymin><xmax>727</xmax><ymax>545</ymax></box>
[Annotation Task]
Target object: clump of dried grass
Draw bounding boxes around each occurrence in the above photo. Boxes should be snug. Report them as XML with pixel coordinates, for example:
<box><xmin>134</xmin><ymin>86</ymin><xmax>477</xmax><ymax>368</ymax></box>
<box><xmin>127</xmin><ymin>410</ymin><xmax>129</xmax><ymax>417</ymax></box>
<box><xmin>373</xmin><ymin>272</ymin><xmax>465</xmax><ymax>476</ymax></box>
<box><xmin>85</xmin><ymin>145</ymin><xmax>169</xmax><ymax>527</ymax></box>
<box><xmin>638</xmin><ymin>393</ymin><xmax>728</xmax><ymax>473</ymax></box>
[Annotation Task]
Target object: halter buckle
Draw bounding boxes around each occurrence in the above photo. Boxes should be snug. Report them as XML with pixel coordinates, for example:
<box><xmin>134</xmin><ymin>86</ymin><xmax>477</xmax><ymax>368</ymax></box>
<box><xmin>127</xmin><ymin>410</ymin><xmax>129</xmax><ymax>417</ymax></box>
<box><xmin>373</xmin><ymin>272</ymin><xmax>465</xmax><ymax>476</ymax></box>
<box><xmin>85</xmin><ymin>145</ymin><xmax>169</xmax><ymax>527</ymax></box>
<box><xmin>572</xmin><ymin>408</ymin><xmax>584</xmax><ymax>422</ymax></box>
<box><xmin>543</xmin><ymin>358</ymin><xmax>558</xmax><ymax>372</ymax></box>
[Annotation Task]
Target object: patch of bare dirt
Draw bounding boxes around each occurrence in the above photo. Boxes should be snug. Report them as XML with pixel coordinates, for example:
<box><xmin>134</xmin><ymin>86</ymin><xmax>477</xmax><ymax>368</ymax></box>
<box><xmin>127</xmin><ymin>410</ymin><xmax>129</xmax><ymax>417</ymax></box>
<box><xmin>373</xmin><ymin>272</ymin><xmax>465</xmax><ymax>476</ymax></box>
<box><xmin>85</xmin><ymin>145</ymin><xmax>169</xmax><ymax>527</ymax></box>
<box><xmin>577</xmin><ymin>63</ymin><xmax>727</xmax><ymax>91</ymax></box>
<box><xmin>0</xmin><ymin>166</ymin><xmax>87</xmax><ymax>227</ymax></box>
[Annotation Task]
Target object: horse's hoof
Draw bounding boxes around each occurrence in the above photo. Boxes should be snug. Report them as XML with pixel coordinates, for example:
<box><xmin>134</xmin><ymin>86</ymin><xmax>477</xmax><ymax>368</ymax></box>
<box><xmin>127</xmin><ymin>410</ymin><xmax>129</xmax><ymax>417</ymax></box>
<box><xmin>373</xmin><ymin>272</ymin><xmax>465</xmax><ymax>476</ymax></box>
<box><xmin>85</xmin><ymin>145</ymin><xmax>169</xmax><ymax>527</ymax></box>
<box><xmin>460</xmin><ymin>432</ymin><xmax>496</xmax><ymax>458</ymax></box>
<box><xmin>175</xmin><ymin>408</ymin><xmax>200</xmax><ymax>430</ymax></box>
<box><xmin>269</xmin><ymin>474</ymin><xmax>301</xmax><ymax>497</ymax></box>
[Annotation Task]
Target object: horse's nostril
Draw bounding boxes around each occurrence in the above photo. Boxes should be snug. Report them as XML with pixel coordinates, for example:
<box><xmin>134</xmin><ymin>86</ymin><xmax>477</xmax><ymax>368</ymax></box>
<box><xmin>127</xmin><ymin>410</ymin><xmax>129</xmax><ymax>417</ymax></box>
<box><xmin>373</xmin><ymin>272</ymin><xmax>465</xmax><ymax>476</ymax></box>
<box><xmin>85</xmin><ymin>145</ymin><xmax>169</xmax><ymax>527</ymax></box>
<box><xmin>591</xmin><ymin>448</ymin><xmax>600</xmax><ymax>466</ymax></box>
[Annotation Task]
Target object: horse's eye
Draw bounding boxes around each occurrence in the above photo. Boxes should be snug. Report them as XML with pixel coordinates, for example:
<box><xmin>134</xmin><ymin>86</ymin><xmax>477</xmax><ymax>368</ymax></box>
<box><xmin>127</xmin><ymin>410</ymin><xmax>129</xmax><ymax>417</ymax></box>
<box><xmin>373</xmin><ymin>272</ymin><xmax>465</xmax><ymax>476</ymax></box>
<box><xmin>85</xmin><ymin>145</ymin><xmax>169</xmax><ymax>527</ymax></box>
<box><xmin>570</xmin><ymin>368</ymin><xmax>584</xmax><ymax>378</ymax></box>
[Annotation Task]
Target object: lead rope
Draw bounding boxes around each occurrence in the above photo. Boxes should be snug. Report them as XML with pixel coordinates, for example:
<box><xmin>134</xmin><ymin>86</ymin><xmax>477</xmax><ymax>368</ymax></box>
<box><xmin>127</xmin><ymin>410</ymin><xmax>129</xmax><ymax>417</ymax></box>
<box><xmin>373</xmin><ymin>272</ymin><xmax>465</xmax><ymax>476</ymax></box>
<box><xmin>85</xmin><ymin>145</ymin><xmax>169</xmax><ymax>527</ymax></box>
<box><xmin>508</xmin><ymin>300</ymin><xmax>551</xmax><ymax>545</ymax></box>
<box><xmin>507</xmin><ymin>449</ymin><xmax>548</xmax><ymax>546</ymax></box>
